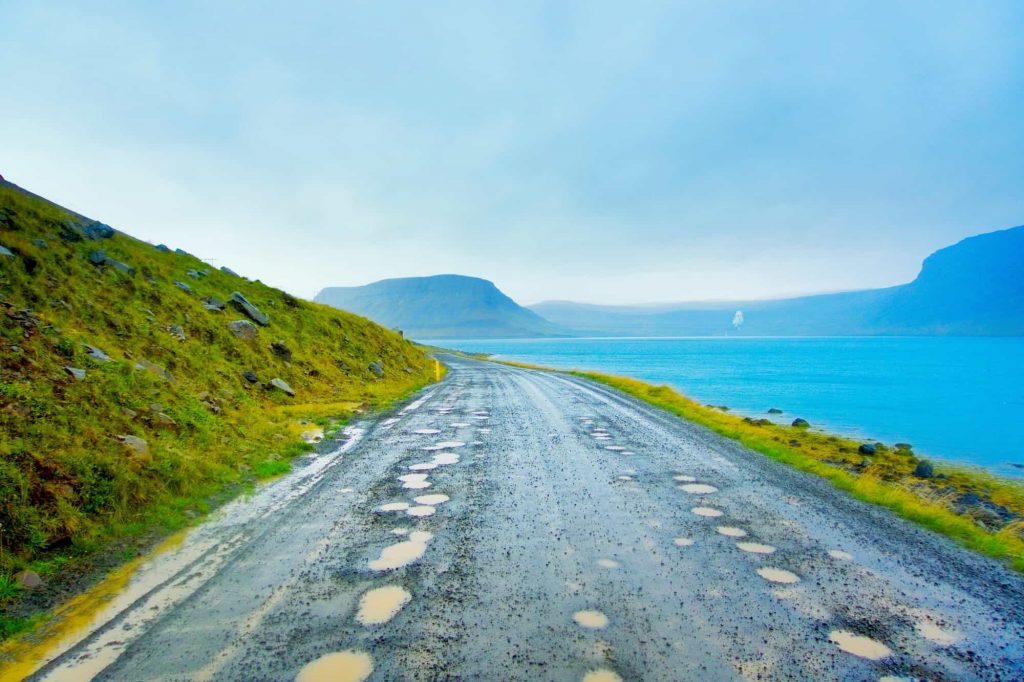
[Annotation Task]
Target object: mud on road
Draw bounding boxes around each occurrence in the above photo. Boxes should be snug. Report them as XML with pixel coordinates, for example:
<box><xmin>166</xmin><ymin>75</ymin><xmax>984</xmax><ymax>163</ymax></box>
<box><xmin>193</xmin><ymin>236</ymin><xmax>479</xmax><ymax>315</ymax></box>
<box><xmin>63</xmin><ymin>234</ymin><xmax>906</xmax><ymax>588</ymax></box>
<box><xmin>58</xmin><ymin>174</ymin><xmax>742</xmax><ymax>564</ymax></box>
<box><xmin>16</xmin><ymin>356</ymin><xmax>1024</xmax><ymax>681</ymax></box>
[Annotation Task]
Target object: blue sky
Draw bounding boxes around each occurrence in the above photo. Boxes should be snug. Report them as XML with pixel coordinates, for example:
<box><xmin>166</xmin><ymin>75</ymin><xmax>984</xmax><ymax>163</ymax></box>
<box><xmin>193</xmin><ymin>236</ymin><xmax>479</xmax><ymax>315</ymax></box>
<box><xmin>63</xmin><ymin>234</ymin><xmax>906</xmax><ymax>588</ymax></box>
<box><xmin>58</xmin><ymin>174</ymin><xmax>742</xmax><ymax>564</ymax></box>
<box><xmin>2</xmin><ymin>1</ymin><xmax>1022</xmax><ymax>304</ymax></box>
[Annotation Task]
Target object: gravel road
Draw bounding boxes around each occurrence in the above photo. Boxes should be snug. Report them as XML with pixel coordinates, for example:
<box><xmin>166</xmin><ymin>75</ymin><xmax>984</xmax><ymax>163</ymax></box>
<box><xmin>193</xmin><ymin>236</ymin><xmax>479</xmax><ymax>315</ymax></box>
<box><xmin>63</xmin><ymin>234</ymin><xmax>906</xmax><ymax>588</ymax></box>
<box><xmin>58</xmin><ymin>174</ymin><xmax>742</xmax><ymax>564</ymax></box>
<box><xmin>22</xmin><ymin>355</ymin><xmax>1024</xmax><ymax>681</ymax></box>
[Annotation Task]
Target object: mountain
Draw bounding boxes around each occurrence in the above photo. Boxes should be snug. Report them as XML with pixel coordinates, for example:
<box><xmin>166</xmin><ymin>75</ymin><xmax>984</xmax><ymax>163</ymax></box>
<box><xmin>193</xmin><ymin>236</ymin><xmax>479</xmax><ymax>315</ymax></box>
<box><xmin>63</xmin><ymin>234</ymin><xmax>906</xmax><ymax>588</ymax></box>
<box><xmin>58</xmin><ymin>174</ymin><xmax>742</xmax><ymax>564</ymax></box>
<box><xmin>0</xmin><ymin>179</ymin><xmax>433</xmax><ymax>578</ymax></box>
<box><xmin>532</xmin><ymin>225</ymin><xmax>1024</xmax><ymax>337</ymax></box>
<box><xmin>315</xmin><ymin>274</ymin><xmax>568</xmax><ymax>338</ymax></box>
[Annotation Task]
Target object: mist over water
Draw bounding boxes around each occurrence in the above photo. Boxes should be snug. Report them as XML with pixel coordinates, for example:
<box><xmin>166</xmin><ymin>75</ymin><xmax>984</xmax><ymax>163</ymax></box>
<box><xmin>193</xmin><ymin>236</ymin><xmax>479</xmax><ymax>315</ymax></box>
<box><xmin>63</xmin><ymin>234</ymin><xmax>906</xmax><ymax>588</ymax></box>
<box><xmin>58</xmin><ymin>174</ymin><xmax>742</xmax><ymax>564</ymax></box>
<box><xmin>435</xmin><ymin>337</ymin><xmax>1024</xmax><ymax>474</ymax></box>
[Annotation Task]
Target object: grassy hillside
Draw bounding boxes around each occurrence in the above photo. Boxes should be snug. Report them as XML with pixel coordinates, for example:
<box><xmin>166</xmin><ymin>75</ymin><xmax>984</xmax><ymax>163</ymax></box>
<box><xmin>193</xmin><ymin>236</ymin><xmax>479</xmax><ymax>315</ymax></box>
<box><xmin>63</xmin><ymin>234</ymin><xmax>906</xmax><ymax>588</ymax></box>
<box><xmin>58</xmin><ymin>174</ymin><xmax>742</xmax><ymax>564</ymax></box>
<box><xmin>0</xmin><ymin>182</ymin><xmax>434</xmax><ymax>634</ymax></box>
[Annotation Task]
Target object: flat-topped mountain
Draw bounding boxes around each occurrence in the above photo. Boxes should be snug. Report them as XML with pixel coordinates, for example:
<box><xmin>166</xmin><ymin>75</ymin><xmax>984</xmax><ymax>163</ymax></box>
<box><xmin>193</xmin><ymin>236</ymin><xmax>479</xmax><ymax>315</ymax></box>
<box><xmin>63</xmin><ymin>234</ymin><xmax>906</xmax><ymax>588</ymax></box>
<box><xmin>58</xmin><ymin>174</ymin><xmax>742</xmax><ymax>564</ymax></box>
<box><xmin>315</xmin><ymin>274</ymin><xmax>567</xmax><ymax>339</ymax></box>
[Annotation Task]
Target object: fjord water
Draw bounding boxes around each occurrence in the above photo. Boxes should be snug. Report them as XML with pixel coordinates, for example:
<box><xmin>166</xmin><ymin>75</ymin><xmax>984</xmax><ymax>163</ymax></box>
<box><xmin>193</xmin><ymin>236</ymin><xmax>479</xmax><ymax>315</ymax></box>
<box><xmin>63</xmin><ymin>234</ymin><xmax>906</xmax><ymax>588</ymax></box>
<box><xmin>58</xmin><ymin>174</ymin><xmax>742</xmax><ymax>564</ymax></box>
<box><xmin>436</xmin><ymin>337</ymin><xmax>1024</xmax><ymax>474</ymax></box>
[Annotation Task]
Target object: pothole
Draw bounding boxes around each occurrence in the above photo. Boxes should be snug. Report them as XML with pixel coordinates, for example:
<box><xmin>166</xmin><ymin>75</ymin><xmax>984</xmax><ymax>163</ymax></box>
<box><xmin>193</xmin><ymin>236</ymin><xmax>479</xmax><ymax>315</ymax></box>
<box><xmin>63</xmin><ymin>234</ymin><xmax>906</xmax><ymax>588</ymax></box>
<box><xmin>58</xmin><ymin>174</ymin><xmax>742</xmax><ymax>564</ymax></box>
<box><xmin>414</xmin><ymin>494</ymin><xmax>449</xmax><ymax>505</ymax></box>
<box><xmin>406</xmin><ymin>505</ymin><xmax>435</xmax><ymax>517</ymax></box>
<box><xmin>828</xmin><ymin>630</ymin><xmax>892</xmax><ymax>660</ymax></box>
<box><xmin>716</xmin><ymin>526</ymin><xmax>747</xmax><ymax>538</ymax></box>
<box><xmin>377</xmin><ymin>502</ymin><xmax>410</xmax><ymax>512</ymax></box>
<box><xmin>368</xmin><ymin>531</ymin><xmax>433</xmax><ymax>571</ymax></box>
<box><xmin>398</xmin><ymin>474</ymin><xmax>431</xmax><ymax>490</ymax></box>
<box><xmin>673</xmin><ymin>475</ymin><xmax>696</xmax><ymax>482</ymax></box>
<box><xmin>756</xmin><ymin>567</ymin><xmax>800</xmax><ymax>584</ymax></box>
<box><xmin>678</xmin><ymin>483</ymin><xmax>718</xmax><ymax>494</ymax></box>
<box><xmin>295</xmin><ymin>651</ymin><xmax>373</xmax><ymax>682</ymax></box>
<box><xmin>736</xmin><ymin>542</ymin><xmax>776</xmax><ymax>554</ymax></box>
<box><xmin>413</xmin><ymin>429</ymin><xmax>440</xmax><ymax>435</ymax></box>
<box><xmin>673</xmin><ymin>538</ymin><xmax>694</xmax><ymax>547</ymax></box>
<box><xmin>691</xmin><ymin>506</ymin><xmax>723</xmax><ymax>518</ymax></box>
<box><xmin>356</xmin><ymin>586</ymin><xmax>411</xmax><ymax>625</ymax></box>
<box><xmin>827</xmin><ymin>549</ymin><xmax>853</xmax><ymax>561</ymax></box>
<box><xmin>573</xmin><ymin>610</ymin><xmax>609</xmax><ymax>629</ymax></box>
<box><xmin>583</xmin><ymin>669</ymin><xmax>622</xmax><ymax>682</ymax></box>
<box><xmin>597</xmin><ymin>559</ymin><xmax>620</xmax><ymax>569</ymax></box>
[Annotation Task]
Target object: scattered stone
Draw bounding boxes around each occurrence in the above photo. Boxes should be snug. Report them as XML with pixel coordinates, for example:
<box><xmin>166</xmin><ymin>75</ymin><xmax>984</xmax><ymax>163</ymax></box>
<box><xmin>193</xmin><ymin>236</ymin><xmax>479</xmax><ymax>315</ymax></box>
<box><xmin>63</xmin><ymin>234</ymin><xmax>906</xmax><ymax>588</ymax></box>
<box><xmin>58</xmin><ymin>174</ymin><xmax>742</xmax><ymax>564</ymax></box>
<box><xmin>122</xmin><ymin>408</ymin><xmax>138</xmax><ymax>419</ymax></box>
<box><xmin>154</xmin><ymin>412</ymin><xmax>177</xmax><ymax>428</ymax></box>
<box><xmin>369</xmin><ymin>361</ymin><xmax>385</xmax><ymax>378</ymax></box>
<box><xmin>768</xmin><ymin>408</ymin><xmax>783</xmax><ymax>414</ymax></box>
<box><xmin>0</xmin><ymin>244</ymin><xmax>14</xmax><ymax>258</ymax></box>
<box><xmin>59</xmin><ymin>220</ymin><xmax>85</xmax><ymax>242</ymax></box>
<box><xmin>243</xmin><ymin>370</ymin><xmax>260</xmax><ymax>384</ymax></box>
<box><xmin>64</xmin><ymin>366</ymin><xmax>86</xmax><ymax>380</ymax></box>
<box><xmin>913</xmin><ymin>460</ymin><xmax>934</xmax><ymax>479</ymax></box>
<box><xmin>167</xmin><ymin>324</ymin><xmax>187</xmax><ymax>341</ymax></box>
<box><xmin>201</xmin><ymin>296</ymin><xmax>225</xmax><ymax>311</ymax></box>
<box><xmin>83</xmin><ymin>222</ymin><xmax>115</xmax><ymax>240</ymax></box>
<box><xmin>15</xmin><ymin>570</ymin><xmax>42</xmax><ymax>589</ymax></box>
<box><xmin>220</xmin><ymin>266</ymin><xmax>240</xmax><ymax>277</ymax></box>
<box><xmin>88</xmin><ymin>250</ymin><xmax>106</xmax><ymax>265</ymax></box>
<box><xmin>84</xmin><ymin>344</ymin><xmax>111</xmax><ymax>362</ymax></box>
<box><xmin>174</xmin><ymin>248</ymin><xmax>190</xmax><ymax>256</ymax></box>
<box><xmin>267</xmin><ymin>378</ymin><xmax>295</xmax><ymax>396</ymax></box>
<box><xmin>270</xmin><ymin>341</ymin><xmax>292</xmax><ymax>362</ymax></box>
<box><xmin>117</xmin><ymin>434</ymin><xmax>149</xmax><ymax>455</ymax></box>
<box><xmin>186</xmin><ymin>269</ymin><xmax>203</xmax><ymax>279</ymax></box>
<box><xmin>106</xmin><ymin>258</ymin><xmax>135</xmax><ymax>275</ymax></box>
<box><xmin>31</xmin><ymin>239</ymin><xmax>47</xmax><ymax>249</ymax></box>
<box><xmin>858</xmin><ymin>443</ymin><xmax>877</xmax><ymax>456</ymax></box>
<box><xmin>895</xmin><ymin>443</ymin><xmax>913</xmax><ymax>452</ymax></box>
<box><xmin>791</xmin><ymin>418</ymin><xmax>810</xmax><ymax>428</ymax></box>
<box><xmin>228</xmin><ymin>319</ymin><xmax>259</xmax><ymax>342</ymax></box>
<box><xmin>134</xmin><ymin>359</ymin><xmax>174</xmax><ymax>382</ymax></box>
<box><xmin>155</xmin><ymin>244</ymin><xmax>171</xmax><ymax>253</ymax></box>
<box><xmin>173</xmin><ymin>280</ymin><xmax>193</xmax><ymax>294</ymax></box>
<box><xmin>229</xmin><ymin>292</ymin><xmax>270</xmax><ymax>326</ymax></box>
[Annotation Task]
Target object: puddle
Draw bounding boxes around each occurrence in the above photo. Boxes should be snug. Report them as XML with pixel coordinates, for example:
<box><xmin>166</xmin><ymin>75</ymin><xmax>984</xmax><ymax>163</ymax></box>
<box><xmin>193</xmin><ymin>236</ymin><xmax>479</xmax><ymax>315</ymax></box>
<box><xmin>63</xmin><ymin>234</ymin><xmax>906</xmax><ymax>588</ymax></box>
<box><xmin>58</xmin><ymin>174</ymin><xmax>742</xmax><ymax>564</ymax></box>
<box><xmin>827</xmin><ymin>630</ymin><xmax>892</xmax><ymax>660</ymax></box>
<box><xmin>377</xmin><ymin>502</ymin><xmax>410</xmax><ymax>512</ymax></box>
<box><xmin>295</xmin><ymin>650</ymin><xmax>373</xmax><ymax>682</ymax></box>
<box><xmin>391</xmin><ymin>528</ymin><xmax>409</xmax><ymax>535</ymax></box>
<box><xmin>617</xmin><ymin>475</ymin><xmax>633</xmax><ymax>481</ymax></box>
<box><xmin>406</xmin><ymin>506</ymin><xmax>435</xmax><ymax>517</ymax></box>
<box><xmin>678</xmin><ymin>483</ymin><xmax>718</xmax><ymax>494</ymax></box>
<box><xmin>398</xmin><ymin>474</ymin><xmax>431</xmax><ymax>490</ymax></box>
<box><xmin>756</xmin><ymin>567</ymin><xmax>800</xmax><ymax>584</ymax></box>
<box><xmin>451</xmin><ymin>422</ymin><xmax>470</xmax><ymax>427</ymax></box>
<box><xmin>597</xmin><ymin>559</ymin><xmax>620</xmax><ymax>569</ymax></box>
<box><xmin>915</xmin><ymin>620</ymin><xmax>959</xmax><ymax>646</ymax></box>
<box><xmin>622</xmin><ymin>452</ymin><xmax>635</xmax><ymax>455</ymax></box>
<box><xmin>409</xmin><ymin>462</ymin><xmax>438</xmax><ymax>471</ymax></box>
<box><xmin>432</xmin><ymin>452</ymin><xmax>460</xmax><ymax>465</ymax></box>
<box><xmin>716</xmin><ymin>526</ymin><xmax>747</xmax><ymax>538</ymax></box>
<box><xmin>368</xmin><ymin>532</ymin><xmax>433</xmax><ymax>571</ymax></box>
<box><xmin>736</xmin><ymin>542</ymin><xmax>776</xmax><ymax>554</ymax></box>
<box><xmin>356</xmin><ymin>586</ymin><xmax>411</xmax><ymax>626</ymax></box>
<box><xmin>673</xmin><ymin>475</ymin><xmax>696</xmax><ymax>482</ymax></box>
<box><xmin>691</xmin><ymin>506</ymin><xmax>724</xmax><ymax>518</ymax></box>
<box><xmin>673</xmin><ymin>538</ymin><xmax>694</xmax><ymax>547</ymax></box>
<box><xmin>413</xmin><ymin>428</ymin><xmax>441</xmax><ymax>435</ymax></box>
<box><xmin>573</xmin><ymin>610</ymin><xmax>609</xmax><ymax>629</ymax></box>
<box><xmin>414</xmin><ymin>494</ymin><xmax>449</xmax><ymax>505</ymax></box>
<box><xmin>435</xmin><ymin>441</ymin><xmax>466</xmax><ymax>448</ymax></box>
<box><xmin>583</xmin><ymin>670</ymin><xmax>623</xmax><ymax>682</ymax></box>
<box><xmin>605</xmin><ymin>446</ymin><xmax>627</xmax><ymax>451</ymax></box>
<box><xmin>827</xmin><ymin>549</ymin><xmax>854</xmax><ymax>561</ymax></box>
<box><xmin>340</xmin><ymin>487</ymin><xmax>354</xmax><ymax>494</ymax></box>
<box><xmin>477</xmin><ymin>428</ymin><xmax>491</xmax><ymax>433</ymax></box>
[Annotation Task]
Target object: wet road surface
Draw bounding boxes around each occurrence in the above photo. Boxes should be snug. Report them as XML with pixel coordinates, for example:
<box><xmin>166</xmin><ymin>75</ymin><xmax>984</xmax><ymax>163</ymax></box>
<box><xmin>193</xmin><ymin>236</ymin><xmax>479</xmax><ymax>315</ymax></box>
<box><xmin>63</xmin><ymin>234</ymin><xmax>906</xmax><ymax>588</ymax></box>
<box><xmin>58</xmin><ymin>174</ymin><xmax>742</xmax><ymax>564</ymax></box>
<box><xmin>22</xmin><ymin>356</ymin><xmax>1024</xmax><ymax>681</ymax></box>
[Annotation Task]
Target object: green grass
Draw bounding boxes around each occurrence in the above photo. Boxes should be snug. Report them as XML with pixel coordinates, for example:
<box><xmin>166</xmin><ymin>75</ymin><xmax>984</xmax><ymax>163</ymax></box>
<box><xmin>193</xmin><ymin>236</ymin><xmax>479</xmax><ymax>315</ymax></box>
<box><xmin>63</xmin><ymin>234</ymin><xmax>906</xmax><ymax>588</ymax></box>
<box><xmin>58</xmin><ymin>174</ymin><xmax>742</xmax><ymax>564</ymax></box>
<box><xmin>568</xmin><ymin>370</ymin><xmax>1024</xmax><ymax>572</ymax></box>
<box><xmin>0</xmin><ymin>183</ymin><xmax>437</xmax><ymax>623</ymax></box>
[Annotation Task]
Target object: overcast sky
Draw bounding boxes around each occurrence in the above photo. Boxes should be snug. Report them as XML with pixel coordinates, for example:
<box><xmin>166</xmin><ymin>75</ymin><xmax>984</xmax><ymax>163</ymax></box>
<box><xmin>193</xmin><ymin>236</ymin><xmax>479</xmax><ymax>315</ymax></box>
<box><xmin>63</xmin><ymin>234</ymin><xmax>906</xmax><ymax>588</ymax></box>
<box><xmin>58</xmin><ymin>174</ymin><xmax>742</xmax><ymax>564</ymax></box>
<box><xmin>2</xmin><ymin>1</ymin><xmax>1022</xmax><ymax>304</ymax></box>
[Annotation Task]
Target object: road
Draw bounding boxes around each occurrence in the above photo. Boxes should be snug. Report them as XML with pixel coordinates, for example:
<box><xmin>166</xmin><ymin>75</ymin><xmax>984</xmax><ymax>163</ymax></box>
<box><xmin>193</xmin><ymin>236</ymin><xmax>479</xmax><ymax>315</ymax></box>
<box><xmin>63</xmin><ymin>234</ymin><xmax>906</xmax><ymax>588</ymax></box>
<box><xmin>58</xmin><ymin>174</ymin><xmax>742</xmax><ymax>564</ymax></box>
<box><xmin>19</xmin><ymin>355</ymin><xmax>1024</xmax><ymax>681</ymax></box>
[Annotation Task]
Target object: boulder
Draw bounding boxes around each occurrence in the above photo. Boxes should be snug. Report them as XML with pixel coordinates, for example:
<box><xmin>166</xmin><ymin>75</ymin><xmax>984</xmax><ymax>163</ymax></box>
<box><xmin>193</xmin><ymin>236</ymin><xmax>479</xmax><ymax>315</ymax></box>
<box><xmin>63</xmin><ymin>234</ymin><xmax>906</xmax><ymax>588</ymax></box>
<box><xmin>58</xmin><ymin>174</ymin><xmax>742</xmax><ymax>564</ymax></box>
<box><xmin>768</xmin><ymin>408</ymin><xmax>783</xmax><ymax>414</ymax></box>
<box><xmin>186</xmin><ymin>269</ymin><xmax>203</xmax><ymax>279</ymax></box>
<box><xmin>229</xmin><ymin>292</ymin><xmax>270</xmax><ymax>326</ymax></box>
<box><xmin>791</xmin><ymin>418</ymin><xmax>810</xmax><ymax>428</ymax></box>
<box><xmin>858</xmin><ymin>443</ymin><xmax>877</xmax><ymax>456</ymax></box>
<box><xmin>174</xmin><ymin>280</ymin><xmax>193</xmax><ymax>294</ymax></box>
<box><xmin>201</xmin><ymin>296</ymin><xmax>225</xmax><ymax>311</ymax></box>
<box><xmin>31</xmin><ymin>238</ymin><xmax>47</xmax><ymax>249</ymax></box>
<box><xmin>220</xmin><ymin>266</ymin><xmax>240</xmax><ymax>277</ymax></box>
<box><xmin>228</xmin><ymin>319</ymin><xmax>259</xmax><ymax>342</ymax></box>
<box><xmin>271</xmin><ymin>341</ymin><xmax>292</xmax><ymax>362</ymax></box>
<box><xmin>243</xmin><ymin>370</ymin><xmax>260</xmax><ymax>384</ymax></box>
<box><xmin>154</xmin><ymin>412</ymin><xmax>176</xmax><ymax>428</ymax></box>
<box><xmin>64</xmin><ymin>366</ymin><xmax>86</xmax><ymax>380</ymax></box>
<box><xmin>117</xmin><ymin>434</ymin><xmax>149</xmax><ymax>455</ymax></box>
<box><xmin>155</xmin><ymin>244</ymin><xmax>172</xmax><ymax>253</ymax></box>
<box><xmin>167</xmin><ymin>324</ymin><xmax>187</xmax><ymax>341</ymax></box>
<box><xmin>369</xmin><ymin>361</ymin><xmax>385</xmax><ymax>378</ymax></box>
<box><xmin>88</xmin><ymin>250</ymin><xmax>106</xmax><ymax>265</ymax></box>
<box><xmin>0</xmin><ymin>244</ymin><xmax>14</xmax><ymax>258</ymax></box>
<box><xmin>106</xmin><ymin>258</ymin><xmax>135</xmax><ymax>275</ymax></box>
<box><xmin>913</xmin><ymin>460</ymin><xmax>934</xmax><ymax>478</ymax></box>
<box><xmin>59</xmin><ymin>220</ymin><xmax>85</xmax><ymax>242</ymax></box>
<box><xmin>268</xmin><ymin>378</ymin><xmax>295</xmax><ymax>396</ymax></box>
<box><xmin>15</xmin><ymin>570</ymin><xmax>42</xmax><ymax>589</ymax></box>
<box><xmin>174</xmin><ymin>248</ymin><xmax>191</xmax><ymax>256</ymax></box>
<box><xmin>84</xmin><ymin>344</ymin><xmax>112</xmax><ymax>362</ymax></box>
<box><xmin>83</xmin><ymin>222</ymin><xmax>115</xmax><ymax>240</ymax></box>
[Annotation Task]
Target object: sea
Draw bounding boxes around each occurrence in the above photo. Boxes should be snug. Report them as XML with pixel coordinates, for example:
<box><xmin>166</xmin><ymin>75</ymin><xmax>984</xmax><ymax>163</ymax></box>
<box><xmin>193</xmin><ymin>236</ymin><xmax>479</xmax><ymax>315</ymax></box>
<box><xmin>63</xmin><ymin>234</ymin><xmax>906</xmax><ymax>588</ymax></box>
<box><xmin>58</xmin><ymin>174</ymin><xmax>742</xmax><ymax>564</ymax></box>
<box><xmin>433</xmin><ymin>337</ymin><xmax>1024</xmax><ymax>475</ymax></box>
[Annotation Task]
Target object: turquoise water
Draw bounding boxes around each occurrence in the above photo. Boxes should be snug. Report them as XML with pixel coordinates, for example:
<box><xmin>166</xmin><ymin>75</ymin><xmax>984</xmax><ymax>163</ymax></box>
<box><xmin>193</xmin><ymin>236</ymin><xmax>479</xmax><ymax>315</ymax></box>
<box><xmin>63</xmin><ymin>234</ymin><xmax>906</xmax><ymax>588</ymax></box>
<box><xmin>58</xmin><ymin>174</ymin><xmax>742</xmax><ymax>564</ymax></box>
<box><xmin>435</xmin><ymin>337</ymin><xmax>1024</xmax><ymax>474</ymax></box>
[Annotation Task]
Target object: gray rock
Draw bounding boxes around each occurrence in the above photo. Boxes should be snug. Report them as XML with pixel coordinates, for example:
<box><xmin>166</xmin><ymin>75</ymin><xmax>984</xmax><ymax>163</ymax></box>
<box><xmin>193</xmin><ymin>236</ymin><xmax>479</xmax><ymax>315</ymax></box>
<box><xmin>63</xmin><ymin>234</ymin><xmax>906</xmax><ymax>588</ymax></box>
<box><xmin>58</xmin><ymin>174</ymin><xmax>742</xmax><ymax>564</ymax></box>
<box><xmin>106</xmin><ymin>258</ymin><xmax>135</xmax><ymax>275</ymax></box>
<box><xmin>243</xmin><ymin>370</ymin><xmax>260</xmax><ymax>383</ymax></box>
<box><xmin>369</xmin><ymin>361</ymin><xmax>385</xmax><ymax>378</ymax></box>
<box><xmin>134</xmin><ymin>359</ymin><xmax>174</xmax><ymax>382</ymax></box>
<box><xmin>155</xmin><ymin>244</ymin><xmax>172</xmax><ymax>252</ymax></box>
<box><xmin>31</xmin><ymin>238</ymin><xmax>47</xmax><ymax>249</ymax></box>
<box><xmin>64</xmin><ymin>366</ymin><xmax>86</xmax><ymax>380</ymax></box>
<box><xmin>88</xmin><ymin>250</ymin><xmax>107</xmax><ymax>265</ymax></box>
<box><xmin>791</xmin><ymin>418</ymin><xmax>810</xmax><ymax>428</ymax></box>
<box><xmin>858</xmin><ymin>443</ymin><xmax>877</xmax><ymax>456</ymax></box>
<box><xmin>59</xmin><ymin>220</ymin><xmax>85</xmax><ymax>242</ymax></box>
<box><xmin>167</xmin><ymin>324</ymin><xmax>187</xmax><ymax>341</ymax></box>
<box><xmin>202</xmin><ymin>296</ymin><xmax>226</xmax><ymax>311</ymax></box>
<box><xmin>154</xmin><ymin>412</ymin><xmax>176</xmax><ymax>427</ymax></box>
<box><xmin>228</xmin><ymin>319</ymin><xmax>259</xmax><ymax>342</ymax></box>
<box><xmin>175</xmin><ymin>248</ymin><xmax>191</xmax><ymax>256</ymax></box>
<box><xmin>84</xmin><ymin>344</ymin><xmax>111</xmax><ymax>362</ymax></box>
<box><xmin>0</xmin><ymin>244</ymin><xmax>14</xmax><ymax>257</ymax></box>
<box><xmin>268</xmin><ymin>378</ymin><xmax>295</xmax><ymax>396</ymax></box>
<box><xmin>16</xmin><ymin>570</ymin><xmax>42</xmax><ymax>589</ymax></box>
<box><xmin>83</xmin><ymin>222</ymin><xmax>115</xmax><ymax>240</ymax></box>
<box><xmin>913</xmin><ymin>460</ymin><xmax>934</xmax><ymax>478</ymax></box>
<box><xmin>220</xmin><ymin>266</ymin><xmax>240</xmax><ymax>277</ymax></box>
<box><xmin>271</xmin><ymin>341</ymin><xmax>292</xmax><ymax>362</ymax></box>
<box><xmin>174</xmin><ymin>280</ymin><xmax>193</xmax><ymax>294</ymax></box>
<box><xmin>186</xmin><ymin>269</ymin><xmax>203</xmax><ymax>279</ymax></box>
<box><xmin>117</xmin><ymin>434</ymin><xmax>149</xmax><ymax>454</ymax></box>
<box><xmin>229</xmin><ymin>292</ymin><xmax>270</xmax><ymax>326</ymax></box>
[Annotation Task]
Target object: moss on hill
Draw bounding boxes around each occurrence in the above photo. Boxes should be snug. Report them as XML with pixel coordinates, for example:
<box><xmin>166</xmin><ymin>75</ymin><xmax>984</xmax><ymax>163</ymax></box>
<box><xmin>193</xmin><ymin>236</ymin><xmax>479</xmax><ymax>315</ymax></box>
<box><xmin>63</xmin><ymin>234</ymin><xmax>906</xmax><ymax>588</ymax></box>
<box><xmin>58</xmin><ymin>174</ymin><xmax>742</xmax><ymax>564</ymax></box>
<box><xmin>0</xmin><ymin>182</ymin><xmax>434</xmax><ymax>628</ymax></box>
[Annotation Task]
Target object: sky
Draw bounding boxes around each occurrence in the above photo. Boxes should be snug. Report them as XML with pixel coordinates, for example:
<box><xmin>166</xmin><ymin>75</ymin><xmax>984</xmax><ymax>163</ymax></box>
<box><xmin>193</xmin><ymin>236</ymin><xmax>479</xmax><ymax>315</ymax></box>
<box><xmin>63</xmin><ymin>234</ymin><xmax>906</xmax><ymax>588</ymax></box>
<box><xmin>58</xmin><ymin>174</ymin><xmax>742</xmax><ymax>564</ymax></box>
<box><xmin>1</xmin><ymin>1</ymin><xmax>1022</xmax><ymax>305</ymax></box>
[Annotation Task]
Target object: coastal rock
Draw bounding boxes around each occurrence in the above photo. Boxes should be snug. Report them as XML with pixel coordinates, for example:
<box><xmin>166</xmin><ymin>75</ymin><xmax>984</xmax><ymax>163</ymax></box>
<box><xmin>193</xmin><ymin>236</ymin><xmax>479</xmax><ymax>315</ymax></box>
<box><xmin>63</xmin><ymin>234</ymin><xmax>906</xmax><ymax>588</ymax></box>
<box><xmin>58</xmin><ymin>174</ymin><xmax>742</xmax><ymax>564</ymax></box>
<box><xmin>268</xmin><ymin>378</ymin><xmax>295</xmax><ymax>396</ymax></box>
<box><xmin>64</xmin><ymin>366</ymin><xmax>86</xmax><ymax>380</ymax></box>
<box><xmin>791</xmin><ymin>418</ymin><xmax>810</xmax><ymax>428</ymax></box>
<box><xmin>858</xmin><ymin>443</ymin><xmax>877</xmax><ymax>456</ymax></box>
<box><xmin>229</xmin><ymin>292</ymin><xmax>269</xmax><ymax>326</ymax></box>
<box><xmin>228</xmin><ymin>319</ymin><xmax>259</xmax><ymax>342</ymax></box>
<box><xmin>369</xmin><ymin>361</ymin><xmax>385</xmax><ymax>378</ymax></box>
<box><xmin>913</xmin><ymin>460</ymin><xmax>934</xmax><ymax>478</ymax></box>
